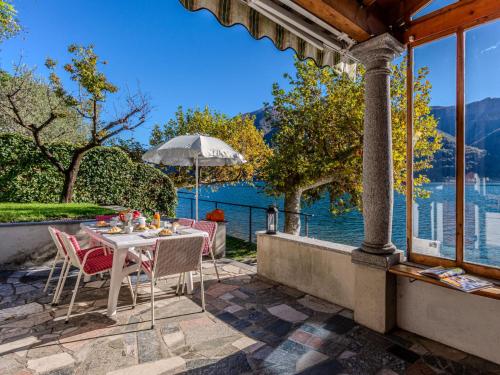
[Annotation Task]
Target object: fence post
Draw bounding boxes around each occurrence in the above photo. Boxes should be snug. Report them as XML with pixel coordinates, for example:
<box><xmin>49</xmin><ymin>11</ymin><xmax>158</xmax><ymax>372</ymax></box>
<box><xmin>190</xmin><ymin>199</ymin><xmax>194</xmax><ymax>219</ymax></box>
<box><xmin>249</xmin><ymin>207</ymin><xmax>253</xmax><ymax>243</ymax></box>
<box><xmin>305</xmin><ymin>216</ymin><xmax>309</xmax><ymax>237</ymax></box>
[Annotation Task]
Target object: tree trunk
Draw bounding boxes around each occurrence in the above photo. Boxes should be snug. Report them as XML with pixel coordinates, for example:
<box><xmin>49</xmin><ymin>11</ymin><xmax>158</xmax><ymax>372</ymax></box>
<box><xmin>284</xmin><ymin>190</ymin><xmax>302</xmax><ymax>235</ymax></box>
<box><xmin>61</xmin><ymin>153</ymin><xmax>84</xmax><ymax>203</ymax></box>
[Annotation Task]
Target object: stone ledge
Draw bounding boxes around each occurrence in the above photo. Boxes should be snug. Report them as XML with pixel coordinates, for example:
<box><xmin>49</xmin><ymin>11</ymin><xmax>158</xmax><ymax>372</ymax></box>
<box><xmin>256</xmin><ymin>231</ymin><xmax>356</xmax><ymax>256</ymax></box>
<box><xmin>0</xmin><ymin>218</ymin><xmax>95</xmax><ymax>228</ymax></box>
<box><xmin>351</xmin><ymin>248</ymin><xmax>404</xmax><ymax>270</ymax></box>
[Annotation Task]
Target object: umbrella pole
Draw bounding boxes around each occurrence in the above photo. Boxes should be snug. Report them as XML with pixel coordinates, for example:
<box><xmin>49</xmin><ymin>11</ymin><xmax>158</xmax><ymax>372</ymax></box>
<box><xmin>195</xmin><ymin>156</ymin><xmax>199</xmax><ymax>221</ymax></box>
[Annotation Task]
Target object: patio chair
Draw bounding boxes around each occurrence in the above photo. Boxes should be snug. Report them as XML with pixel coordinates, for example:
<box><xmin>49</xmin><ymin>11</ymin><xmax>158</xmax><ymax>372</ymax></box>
<box><xmin>175</xmin><ymin>220</ymin><xmax>220</xmax><ymax>294</ymax></box>
<box><xmin>46</xmin><ymin>227</ymin><xmax>108</xmax><ymax>304</ymax></box>
<box><xmin>58</xmin><ymin>232</ymin><xmax>136</xmax><ymax>322</ymax></box>
<box><xmin>176</xmin><ymin>218</ymin><xmax>195</xmax><ymax>227</ymax></box>
<box><xmin>132</xmin><ymin>235</ymin><xmax>205</xmax><ymax>328</ymax></box>
<box><xmin>193</xmin><ymin>220</ymin><xmax>220</xmax><ymax>282</ymax></box>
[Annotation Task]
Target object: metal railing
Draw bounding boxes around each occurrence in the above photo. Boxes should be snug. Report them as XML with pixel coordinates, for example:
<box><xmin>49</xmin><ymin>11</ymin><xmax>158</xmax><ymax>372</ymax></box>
<box><xmin>177</xmin><ymin>191</ymin><xmax>313</xmax><ymax>243</ymax></box>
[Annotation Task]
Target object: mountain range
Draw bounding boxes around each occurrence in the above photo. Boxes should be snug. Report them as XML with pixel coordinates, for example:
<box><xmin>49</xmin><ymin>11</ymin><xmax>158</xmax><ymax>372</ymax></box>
<box><xmin>247</xmin><ymin>97</ymin><xmax>500</xmax><ymax>180</ymax></box>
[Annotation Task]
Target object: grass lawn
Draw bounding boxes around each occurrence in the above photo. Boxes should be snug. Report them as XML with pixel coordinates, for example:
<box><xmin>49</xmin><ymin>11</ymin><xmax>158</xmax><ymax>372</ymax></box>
<box><xmin>0</xmin><ymin>203</ymin><xmax>116</xmax><ymax>223</ymax></box>
<box><xmin>225</xmin><ymin>235</ymin><xmax>257</xmax><ymax>264</ymax></box>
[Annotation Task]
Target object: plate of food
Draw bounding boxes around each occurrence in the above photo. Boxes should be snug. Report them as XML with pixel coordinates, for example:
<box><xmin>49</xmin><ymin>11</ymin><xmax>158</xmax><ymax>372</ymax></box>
<box><xmin>106</xmin><ymin>226</ymin><xmax>123</xmax><ymax>235</ymax></box>
<box><xmin>158</xmin><ymin>228</ymin><xmax>174</xmax><ymax>237</ymax></box>
<box><xmin>96</xmin><ymin>220</ymin><xmax>110</xmax><ymax>228</ymax></box>
<box><xmin>135</xmin><ymin>224</ymin><xmax>147</xmax><ymax>232</ymax></box>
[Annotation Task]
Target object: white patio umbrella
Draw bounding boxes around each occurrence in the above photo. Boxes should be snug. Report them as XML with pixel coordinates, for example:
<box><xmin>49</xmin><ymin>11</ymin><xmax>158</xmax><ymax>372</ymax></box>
<box><xmin>142</xmin><ymin>134</ymin><xmax>246</xmax><ymax>220</ymax></box>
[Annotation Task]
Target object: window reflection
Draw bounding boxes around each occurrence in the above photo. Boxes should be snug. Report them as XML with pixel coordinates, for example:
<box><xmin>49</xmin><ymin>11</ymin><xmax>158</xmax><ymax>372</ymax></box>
<box><xmin>464</xmin><ymin>20</ymin><xmax>500</xmax><ymax>268</ymax></box>
<box><xmin>412</xmin><ymin>35</ymin><xmax>457</xmax><ymax>260</ymax></box>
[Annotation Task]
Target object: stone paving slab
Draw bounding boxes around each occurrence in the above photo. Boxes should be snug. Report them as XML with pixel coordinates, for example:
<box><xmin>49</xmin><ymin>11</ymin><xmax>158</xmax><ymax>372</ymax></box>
<box><xmin>1</xmin><ymin>260</ymin><xmax>499</xmax><ymax>375</ymax></box>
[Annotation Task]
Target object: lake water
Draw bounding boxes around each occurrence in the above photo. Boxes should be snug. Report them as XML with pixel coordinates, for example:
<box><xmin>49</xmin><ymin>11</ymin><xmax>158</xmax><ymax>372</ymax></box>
<box><xmin>176</xmin><ymin>182</ymin><xmax>500</xmax><ymax>268</ymax></box>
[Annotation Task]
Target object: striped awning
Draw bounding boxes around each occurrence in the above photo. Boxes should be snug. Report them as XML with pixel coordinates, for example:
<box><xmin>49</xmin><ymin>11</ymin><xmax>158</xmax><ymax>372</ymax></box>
<box><xmin>179</xmin><ymin>0</ymin><xmax>357</xmax><ymax>77</ymax></box>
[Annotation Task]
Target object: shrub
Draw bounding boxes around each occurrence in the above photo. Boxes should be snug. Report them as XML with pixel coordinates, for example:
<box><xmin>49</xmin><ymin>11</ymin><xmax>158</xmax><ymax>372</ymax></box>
<box><xmin>0</xmin><ymin>133</ymin><xmax>177</xmax><ymax>215</ymax></box>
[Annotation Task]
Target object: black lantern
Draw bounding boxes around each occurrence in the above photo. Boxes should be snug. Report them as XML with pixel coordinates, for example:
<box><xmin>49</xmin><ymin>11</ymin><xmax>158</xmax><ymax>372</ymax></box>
<box><xmin>266</xmin><ymin>205</ymin><xmax>278</xmax><ymax>234</ymax></box>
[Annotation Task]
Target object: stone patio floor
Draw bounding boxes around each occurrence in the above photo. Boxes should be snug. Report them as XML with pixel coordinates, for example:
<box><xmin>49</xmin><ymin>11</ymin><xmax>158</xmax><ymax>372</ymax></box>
<box><xmin>1</xmin><ymin>259</ymin><xmax>500</xmax><ymax>375</ymax></box>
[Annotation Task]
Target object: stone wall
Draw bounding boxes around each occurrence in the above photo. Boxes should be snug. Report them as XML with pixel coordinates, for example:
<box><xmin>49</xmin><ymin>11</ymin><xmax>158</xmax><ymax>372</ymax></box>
<box><xmin>256</xmin><ymin>232</ymin><xmax>356</xmax><ymax>309</ymax></box>
<box><xmin>0</xmin><ymin>220</ymin><xmax>91</xmax><ymax>265</ymax></box>
<box><xmin>397</xmin><ymin>276</ymin><xmax>500</xmax><ymax>364</ymax></box>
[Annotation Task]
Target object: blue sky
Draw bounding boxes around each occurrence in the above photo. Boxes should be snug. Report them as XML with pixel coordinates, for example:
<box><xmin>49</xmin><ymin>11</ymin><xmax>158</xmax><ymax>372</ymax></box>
<box><xmin>1</xmin><ymin>1</ymin><xmax>499</xmax><ymax>144</ymax></box>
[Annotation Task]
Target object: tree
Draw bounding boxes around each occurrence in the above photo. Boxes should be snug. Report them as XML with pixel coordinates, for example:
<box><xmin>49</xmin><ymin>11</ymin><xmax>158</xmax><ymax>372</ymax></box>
<box><xmin>263</xmin><ymin>59</ymin><xmax>441</xmax><ymax>235</ymax></box>
<box><xmin>0</xmin><ymin>0</ymin><xmax>20</xmax><ymax>42</ymax></box>
<box><xmin>0</xmin><ymin>70</ymin><xmax>88</xmax><ymax>143</ymax></box>
<box><xmin>150</xmin><ymin>106</ymin><xmax>271</xmax><ymax>188</ymax></box>
<box><xmin>0</xmin><ymin>44</ymin><xmax>150</xmax><ymax>202</ymax></box>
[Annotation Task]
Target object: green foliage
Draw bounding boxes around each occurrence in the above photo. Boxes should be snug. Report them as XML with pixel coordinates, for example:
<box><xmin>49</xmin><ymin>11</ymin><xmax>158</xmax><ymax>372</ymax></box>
<box><xmin>0</xmin><ymin>133</ymin><xmax>177</xmax><ymax>216</ymax></box>
<box><xmin>127</xmin><ymin>163</ymin><xmax>177</xmax><ymax>217</ymax></box>
<box><xmin>0</xmin><ymin>203</ymin><xmax>116</xmax><ymax>223</ymax></box>
<box><xmin>391</xmin><ymin>60</ymin><xmax>442</xmax><ymax>199</ymax></box>
<box><xmin>0</xmin><ymin>0</ymin><xmax>19</xmax><ymax>42</ymax></box>
<box><xmin>263</xmin><ymin>59</ymin><xmax>364</xmax><ymax>216</ymax></box>
<box><xmin>75</xmin><ymin>147</ymin><xmax>132</xmax><ymax>205</ymax></box>
<box><xmin>0</xmin><ymin>44</ymin><xmax>149</xmax><ymax>202</ymax></box>
<box><xmin>263</xmin><ymin>58</ymin><xmax>441</xmax><ymax>232</ymax></box>
<box><xmin>150</xmin><ymin>106</ymin><xmax>271</xmax><ymax>188</ymax></box>
<box><xmin>0</xmin><ymin>70</ymin><xmax>88</xmax><ymax>143</ymax></box>
<box><xmin>108</xmin><ymin>137</ymin><xmax>147</xmax><ymax>162</ymax></box>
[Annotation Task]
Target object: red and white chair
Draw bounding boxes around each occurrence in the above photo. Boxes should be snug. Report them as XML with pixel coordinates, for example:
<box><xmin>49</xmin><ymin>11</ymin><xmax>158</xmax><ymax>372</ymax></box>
<box><xmin>59</xmin><ymin>232</ymin><xmax>136</xmax><ymax>322</ymax></box>
<box><xmin>132</xmin><ymin>235</ymin><xmax>206</xmax><ymax>328</ymax></box>
<box><xmin>193</xmin><ymin>221</ymin><xmax>220</xmax><ymax>282</ymax></box>
<box><xmin>46</xmin><ymin>227</ymin><xmax>108</xmax><ymax>304</ymax></box>
<box><xmin>176</xmin><ymin>218</ymin><xmax>195</xmax><ymax>227</ymax></box>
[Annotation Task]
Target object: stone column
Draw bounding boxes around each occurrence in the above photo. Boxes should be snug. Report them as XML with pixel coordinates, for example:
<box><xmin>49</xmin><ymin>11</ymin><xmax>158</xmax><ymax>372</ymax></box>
<box><xmin>350</xmin><ymin>33</ymin><xmax>405</xmax><ymax>334</ymax></box>
<box><xmin>352</xmin><ymin>33</ymin><xmax>404</xmax><ymax>255</ymax></box>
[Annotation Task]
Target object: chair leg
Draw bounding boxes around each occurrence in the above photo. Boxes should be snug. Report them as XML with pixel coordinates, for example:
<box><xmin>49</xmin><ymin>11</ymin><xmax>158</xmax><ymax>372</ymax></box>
<box><xmin>133</xmin><ymin>264</ymin><xmax>142</xmax><ymax>307</ymax></box>
<box><xmin>53</xmin><ymin>259</ymin><xmax>70</xmax><ymax>305</ymax></box>
<box><xmin>51</xmin><ymin>257</ymin><xmax>67</xmax><ymax>303</ymax></box>
<box><xmin>210</xmin><ymin>249</ymin><xmax>220</xmax><ymax>282</ymax></box>
<box><xmin>44</xmin><ymin>253</ymin><xmax>60</xmax><ymax>292</ymax></box>
<box><xmin>181</xmin><ymin>272</ymin><xmax>186</xmax><ymax>295</ymax></box>
<box><xmin>175</xmin><ymin>273</ymin><xmax>182</xmax><ymax>295</ymax></box>
<box><xmin>65</xmin><ymin>269</ymin><xmax>83</xmax><ymax>323</ymax></box>
<box><xmin>127</xmin><ymin>276</ymin><xmax>135</xmax><ymax>302</ymax></box>
<box><xmin>150</xmin><ymin>272</ymin><xmax>155</xmax><ymax>329</ymax></box>
<box><xmin>199</xmin><ymin>264</ymin><xmax>205</xmax><ymax>312</ymax></box>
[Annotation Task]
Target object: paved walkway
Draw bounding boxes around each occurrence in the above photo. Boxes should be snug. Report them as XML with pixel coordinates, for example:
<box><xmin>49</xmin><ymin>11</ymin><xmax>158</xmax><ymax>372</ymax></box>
<box><xmin>1</xmin><ymin>260</ymin><xmax>499</xmax><ymax>375</ymax></box>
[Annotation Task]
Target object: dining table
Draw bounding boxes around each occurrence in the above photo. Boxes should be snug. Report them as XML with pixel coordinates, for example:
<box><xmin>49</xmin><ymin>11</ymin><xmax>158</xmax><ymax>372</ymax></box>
<box><xmin>80</xmin><ymin>222</ymin><xmax>208</xmax><ymax>318</ymax></box>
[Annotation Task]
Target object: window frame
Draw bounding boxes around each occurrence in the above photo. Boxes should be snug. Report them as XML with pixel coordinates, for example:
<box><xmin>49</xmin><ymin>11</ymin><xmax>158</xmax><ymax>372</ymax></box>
<box><xmin>406</xmin><ymin>20</ymin><xmax>500</xmax><ymax>281</ymax></box>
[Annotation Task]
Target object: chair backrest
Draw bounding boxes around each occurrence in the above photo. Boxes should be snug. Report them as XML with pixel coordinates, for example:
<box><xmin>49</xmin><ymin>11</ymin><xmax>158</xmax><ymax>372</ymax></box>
<box><xmin>48</xmin><ymin>226</ymin><xmax>67</xmax><ymax>257</ymax></box>
<box><xmin>59</xmin><ymin>232</ymin><xmax>83</xmax><ymax>267</ymax></box>
<box><xmin>193</xmin><ymin>221</ymin><xmax>217</xmax><ymax>256</ymax></box>
<box><xmin>152</xmin><ymin>235</ymin><xmax>205</xmax><ymax>279</ymax></box>
<box><xmin>193</xmin><ymin>221</ymin><xmax>217</xmax><ymax>243</ymax></box>
<box><xmin>177</xmin><ymin>218</ymin><xmax>195</xmax><ymax>227</ymax></box>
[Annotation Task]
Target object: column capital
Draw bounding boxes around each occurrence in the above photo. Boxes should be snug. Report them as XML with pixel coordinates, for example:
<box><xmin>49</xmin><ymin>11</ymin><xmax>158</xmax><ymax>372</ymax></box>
<box><xmin>351</xmin><ymin>33</ymin><xmax>405</xmax><ymax>69</ymax></box>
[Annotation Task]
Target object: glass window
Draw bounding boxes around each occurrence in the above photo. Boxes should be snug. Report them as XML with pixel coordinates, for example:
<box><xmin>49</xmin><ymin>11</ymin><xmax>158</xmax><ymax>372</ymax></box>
<box><xmin>412</xmin><ymin>0</ymin><xmax>457</xmax><ymax>20</ymax></box>
<box><xmin>412</xmin><ymin>35</ymin><xmax>456</xmax><ymax>260</ymax></box>
<box><xmin>464</xmin><ymin>20</ymin><xmax>500</xmax><ymax>268</ymax></box>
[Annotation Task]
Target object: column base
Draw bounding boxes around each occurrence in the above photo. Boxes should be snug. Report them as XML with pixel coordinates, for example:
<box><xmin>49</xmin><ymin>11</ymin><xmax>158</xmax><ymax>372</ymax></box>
<box><xmin>352</xmin><ymin>249</ymin><xmax>403</xmax><ymax>333</ymax></box>
<box><xmin>361</xmin><ymin>241</ymin><xmax>397</xmax><ymax>255</ymax></box>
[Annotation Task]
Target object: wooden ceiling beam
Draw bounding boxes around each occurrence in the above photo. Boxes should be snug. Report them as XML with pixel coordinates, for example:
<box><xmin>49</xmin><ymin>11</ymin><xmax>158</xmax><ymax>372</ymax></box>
<box><xmin>404</xmin><ymin>0</ymin><xmax>500</xmax><ymax>45</ymax></box>
<box><xmin>292</xmin><ymin>0</ymin><xmax>390</xmax><ymax>42</ymax></box>
<box><xmin>402</xmin><ymin>0</ymin><xmax>433</xmax><ymax>23</ymax></box>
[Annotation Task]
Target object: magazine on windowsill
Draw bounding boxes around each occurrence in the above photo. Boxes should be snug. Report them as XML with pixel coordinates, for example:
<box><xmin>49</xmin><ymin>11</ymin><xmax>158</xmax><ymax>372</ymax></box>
<box><xmin>440</xmin><ymin>275</ymin><xmax>493</xmax><ymax>293</ymax></box>
<box><xmin>419</xmin><ymin>266</ymin><xmax>493</xmax><ymax>292</ymax></box>
<box><xmin>419</xmin><ymin>266</ymin><xmax>465</xmax><ymax>280</ymax></box>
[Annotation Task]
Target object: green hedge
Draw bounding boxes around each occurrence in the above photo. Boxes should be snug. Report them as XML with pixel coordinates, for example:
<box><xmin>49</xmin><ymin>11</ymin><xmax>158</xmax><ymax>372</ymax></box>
<box><xmin>0</xmin><ymin>133</ymin><xmax>177</xmax><ymax>216</ymax></box>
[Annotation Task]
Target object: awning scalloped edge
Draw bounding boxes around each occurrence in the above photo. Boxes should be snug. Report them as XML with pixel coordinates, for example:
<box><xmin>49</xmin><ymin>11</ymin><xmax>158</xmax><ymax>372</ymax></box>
<box><xmin>178</xmin><ymin>0</ymin><xmax>357</xmax><ymax>77</ymax></box>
